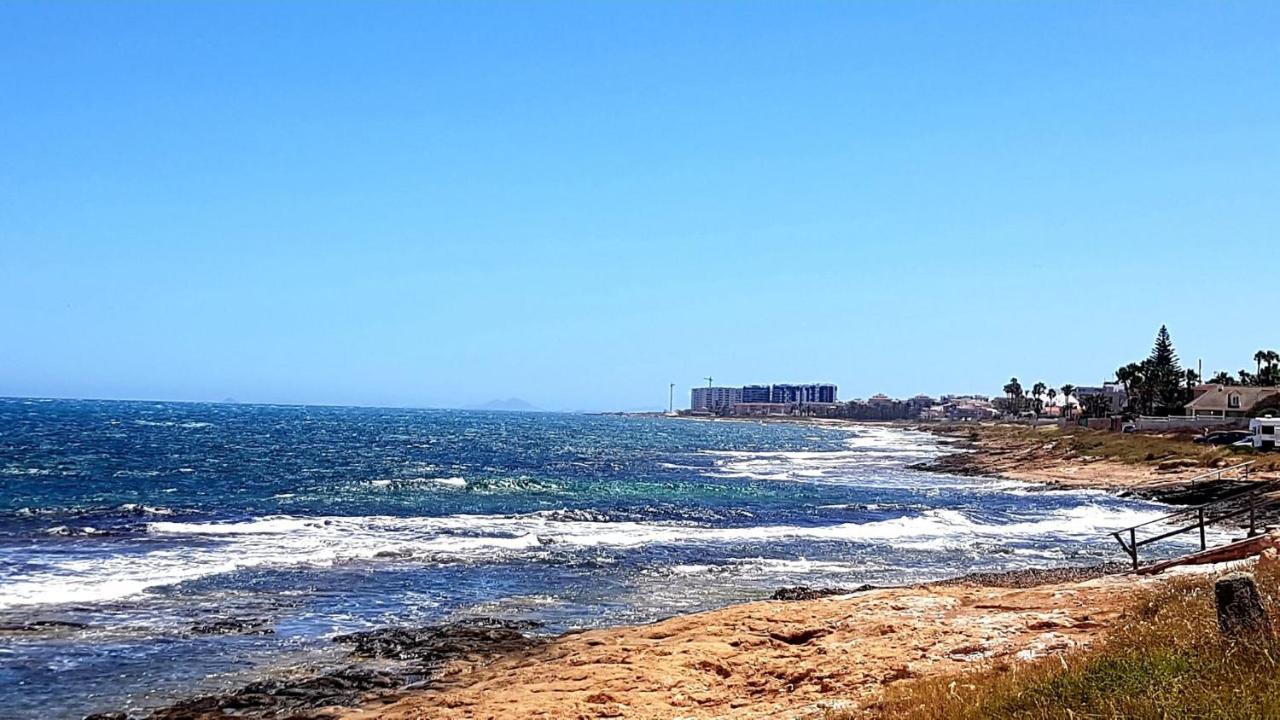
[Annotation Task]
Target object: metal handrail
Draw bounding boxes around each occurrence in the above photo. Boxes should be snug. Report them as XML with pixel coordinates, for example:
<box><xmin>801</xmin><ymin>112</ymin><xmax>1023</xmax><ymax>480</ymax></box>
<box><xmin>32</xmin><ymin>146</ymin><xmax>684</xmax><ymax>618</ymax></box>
<box><xmin>1185</xmin><ymin>459</ymin><xmax>1256</xmax><ymax>489</ymax></box>
<box><xmin>1122</xmin><ymin>461</ymin><xmax>1258</xmax><ymax>532</ymax></box>
<box><xmin>1112</xmin><ymin>466</ymin><xmax>1277</xmax><ymax>571</ymax></box>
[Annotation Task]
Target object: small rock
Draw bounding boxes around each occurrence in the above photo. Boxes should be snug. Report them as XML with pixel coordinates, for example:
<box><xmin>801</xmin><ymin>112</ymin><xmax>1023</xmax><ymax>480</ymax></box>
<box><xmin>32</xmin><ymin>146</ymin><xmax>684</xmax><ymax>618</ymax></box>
<box><xmin>768</xmin><ymin>627</ymin><xmax>831</xmax><ymax>646</ymax></box>
<box><xmin>770</xmin><ymin>585</ymin><xmax>875</xmax><ymax>601</ymax></box>
<box><xmin>189</xmin><ymin>618</ymin><xmax>274</xmax><ymax>636</ymax></box>
<box><xmin>1259</xmin><ymin>547</ymin><xmax>1280</xmax><ymax>572</ymax></box>
<box><xmin>883</xmin><ymin>664</ymin><xmax>916</xmax><ymax>682</ymax></box>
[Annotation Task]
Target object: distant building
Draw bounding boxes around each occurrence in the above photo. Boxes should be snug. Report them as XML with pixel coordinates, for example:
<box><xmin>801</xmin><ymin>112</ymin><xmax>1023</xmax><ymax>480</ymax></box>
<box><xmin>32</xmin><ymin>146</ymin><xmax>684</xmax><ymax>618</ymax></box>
<box><xmin>691</xmin><ymin>386</ymin><xmax>743</xmax><ymax>413</ymax></box>
<box><xmin>769</xmin><ymin>383</ymin><xmax>837</xmax><ymax>404</ymax></box>
<box><xmin>1185</xmin><ymin>384</ymin><xmax>1280</xmax><ymax>418</ymax></box>
<box><xmin>941</xmin><ymin>394</ymin><xmax>989</xmax><ymax>403</ymax></box>
<box><xmin>943</xmin><ymin>397</ymin><xmax>1000</xmax><ymax>421</ymax></box>
<box><xmin>741</xmin><ymin>385</ymin><xmax>772</xmax><ymax>403</ymax></box>
<box><xmin>731</xmin><ymin>402</ymin><xmax>796</xmax><ymax>417</ymax></box>
<box><xmin>1074</xmin><ymin>383</ymin><xmax>1127</xmax><ymax>415</ymax></box>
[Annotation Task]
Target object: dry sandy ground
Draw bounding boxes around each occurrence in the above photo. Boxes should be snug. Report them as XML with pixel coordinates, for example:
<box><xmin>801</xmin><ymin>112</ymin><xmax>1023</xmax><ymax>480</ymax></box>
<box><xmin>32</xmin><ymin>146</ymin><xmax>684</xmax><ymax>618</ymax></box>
<box><xmin>954</xmin><ymin>447</ymin><xmax>1189</xmax><ymax>492</ymax></box>
<box><xmin>926</xmin><ymin>428</ymin><xmax>1210</xmax><ymax>494</ymax></box>
<box><xmin>339</xmin><ymin>569</ymin><xmax>1211</xmax><ymax>720</ymax></box>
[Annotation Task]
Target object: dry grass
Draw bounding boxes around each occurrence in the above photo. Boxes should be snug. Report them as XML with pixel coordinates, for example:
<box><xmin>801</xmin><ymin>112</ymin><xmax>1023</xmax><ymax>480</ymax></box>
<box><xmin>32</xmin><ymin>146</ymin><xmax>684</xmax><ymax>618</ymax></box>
<box><xmin>830</xmin><ymin>564</ymin><xmax>1280</xmax><ymax>720</ymax></box>
<box><xmin>947</xmin><ymin>422</ymin><xmax>1280</xmax><ymax>472</ymax></box>
<box><xmin>1055</xmin><ymin>425</ymin><xmax>1232</xmax><ymax>465</ymax></box>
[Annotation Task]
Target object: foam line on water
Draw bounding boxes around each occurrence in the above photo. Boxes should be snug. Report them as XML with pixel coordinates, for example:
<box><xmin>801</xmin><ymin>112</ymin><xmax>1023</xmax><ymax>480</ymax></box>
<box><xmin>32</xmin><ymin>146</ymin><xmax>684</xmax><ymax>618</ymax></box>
<box><xmin>0</xmin><ymin>503</ymin><xmax>1195</xmax><ymax>609</ymax></box>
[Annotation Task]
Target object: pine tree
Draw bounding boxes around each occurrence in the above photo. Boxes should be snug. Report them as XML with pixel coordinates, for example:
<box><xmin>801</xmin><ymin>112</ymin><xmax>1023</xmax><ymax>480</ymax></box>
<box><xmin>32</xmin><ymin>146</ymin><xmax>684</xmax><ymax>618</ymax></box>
<box><xmin>1147</xmin><ymin>325</ymin><xmax>1185</xmax><ymax>414</ymax></box>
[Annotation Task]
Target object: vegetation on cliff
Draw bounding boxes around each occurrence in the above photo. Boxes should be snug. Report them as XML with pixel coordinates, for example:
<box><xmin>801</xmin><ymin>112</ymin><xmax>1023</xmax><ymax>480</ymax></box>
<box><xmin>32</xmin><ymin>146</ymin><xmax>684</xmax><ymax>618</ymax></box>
<box><xmin>850</xmin><ymin>564</ymin><xmax>1280</xmax><ymax>720</ymax></box>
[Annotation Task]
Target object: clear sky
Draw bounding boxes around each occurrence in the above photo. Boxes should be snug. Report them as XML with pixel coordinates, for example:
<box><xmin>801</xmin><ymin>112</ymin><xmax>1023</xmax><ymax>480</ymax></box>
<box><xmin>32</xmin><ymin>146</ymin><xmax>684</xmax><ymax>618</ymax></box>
<box><xmin>2</xmin><ymin>2</ymin><xmax>1278</xmax><ymax>411</ymax></box>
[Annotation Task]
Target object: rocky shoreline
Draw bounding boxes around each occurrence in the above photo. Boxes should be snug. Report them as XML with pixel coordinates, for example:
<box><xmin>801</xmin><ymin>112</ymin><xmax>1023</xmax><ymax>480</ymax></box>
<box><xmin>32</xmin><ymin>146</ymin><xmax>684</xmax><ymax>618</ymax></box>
<box><xmin>325</xmin><ymin>563</ymin><xmax>1216</xmax><ymax>720</ymax></box>
<box><xmin>85</xmin><ymin>619</ymin><xmax>544</xmax><ymax>720</ymax></box>
<box><xmin>917</xmin><ymin>423</ymin><xmax>1280</xmax><ymax>530</ymax></box>
<box><xmin>85</xmin><ymin>563</ymin><xmax>1146</xmax><ymax>720</ymax></box>
<box><xmin>80</xmin><ymin>422</ymin><xmax>1263</xmax><ymax>720</ymax></box>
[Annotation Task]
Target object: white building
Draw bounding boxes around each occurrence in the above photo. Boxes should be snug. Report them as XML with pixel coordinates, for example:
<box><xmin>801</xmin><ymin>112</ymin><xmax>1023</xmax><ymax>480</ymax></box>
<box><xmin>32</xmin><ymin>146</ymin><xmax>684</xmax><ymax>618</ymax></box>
<box><xmin>691</xmin><ymin>386</ymin><xmax>743</xmax><ymax>413</ymax></box>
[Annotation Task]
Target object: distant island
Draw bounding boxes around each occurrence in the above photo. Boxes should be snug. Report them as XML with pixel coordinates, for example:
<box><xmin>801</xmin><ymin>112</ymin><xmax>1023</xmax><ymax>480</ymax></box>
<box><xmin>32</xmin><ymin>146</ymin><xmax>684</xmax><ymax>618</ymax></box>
<box><xmin>470</xmin><ymin>398</ymin><xmax>541</xmax><ymax>412</ymax></box>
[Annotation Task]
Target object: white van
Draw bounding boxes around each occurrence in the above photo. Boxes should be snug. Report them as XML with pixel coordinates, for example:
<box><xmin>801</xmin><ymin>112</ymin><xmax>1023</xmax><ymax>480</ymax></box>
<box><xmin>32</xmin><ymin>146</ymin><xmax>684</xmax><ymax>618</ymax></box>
<box><xmin>1248</xmin><ymin>417</ymin><xmax>1280</xmax><ymax>450</ymax></box>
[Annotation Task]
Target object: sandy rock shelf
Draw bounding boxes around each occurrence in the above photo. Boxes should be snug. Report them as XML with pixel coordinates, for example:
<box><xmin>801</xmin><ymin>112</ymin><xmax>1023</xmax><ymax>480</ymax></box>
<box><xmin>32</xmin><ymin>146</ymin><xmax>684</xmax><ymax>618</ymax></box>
<box><xmin>339</xmin><ymin>570</ymin><xmax>1202</xmax><ymax>720</ymax></box>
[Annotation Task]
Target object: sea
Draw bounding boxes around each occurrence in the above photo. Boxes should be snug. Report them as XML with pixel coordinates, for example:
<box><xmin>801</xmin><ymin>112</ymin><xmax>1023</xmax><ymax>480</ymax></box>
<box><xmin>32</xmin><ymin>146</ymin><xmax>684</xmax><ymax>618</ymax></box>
<box><xmin>0</xmin><ymin>399</ymin><xmax>1211</xmax><ymax>719</ymax></box>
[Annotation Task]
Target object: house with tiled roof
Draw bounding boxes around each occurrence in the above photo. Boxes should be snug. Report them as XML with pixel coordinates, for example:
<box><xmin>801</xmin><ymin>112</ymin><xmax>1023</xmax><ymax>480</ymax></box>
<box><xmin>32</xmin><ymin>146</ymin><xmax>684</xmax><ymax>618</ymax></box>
<box><xmin>1185</xmin><ymin>384</ymin><xmax>1280</xmax><ymax>418</ymax></box>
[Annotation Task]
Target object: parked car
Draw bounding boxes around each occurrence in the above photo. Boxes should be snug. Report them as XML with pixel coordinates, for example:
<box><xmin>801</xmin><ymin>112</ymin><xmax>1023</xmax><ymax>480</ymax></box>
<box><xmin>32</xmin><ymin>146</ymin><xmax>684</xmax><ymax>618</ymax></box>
<box><xmin>1193</xmin><ymin>430</ymin><xmax>1252</xmax><ymax>446</ymax></box>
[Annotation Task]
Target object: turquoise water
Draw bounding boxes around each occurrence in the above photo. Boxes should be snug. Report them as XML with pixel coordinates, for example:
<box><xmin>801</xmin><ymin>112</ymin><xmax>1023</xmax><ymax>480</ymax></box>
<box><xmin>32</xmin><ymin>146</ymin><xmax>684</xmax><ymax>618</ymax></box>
<box><xmin>0</xmin><ymin>399</ymin><xmax>1197</xmax><ymax>718</ymax></box>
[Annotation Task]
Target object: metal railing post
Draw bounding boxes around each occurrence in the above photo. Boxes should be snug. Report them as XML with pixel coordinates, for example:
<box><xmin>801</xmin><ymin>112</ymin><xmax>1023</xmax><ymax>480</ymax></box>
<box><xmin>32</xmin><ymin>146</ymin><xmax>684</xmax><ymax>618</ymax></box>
<box><xmin>1250</xmin><ymin>492</ymin><xmax>1258</xmax><ymax>537</ymax></box>
<box><xmin>1111</xmin><ymin>463</ymin><xmax>1266</xmax><ymax>569</ymax></box>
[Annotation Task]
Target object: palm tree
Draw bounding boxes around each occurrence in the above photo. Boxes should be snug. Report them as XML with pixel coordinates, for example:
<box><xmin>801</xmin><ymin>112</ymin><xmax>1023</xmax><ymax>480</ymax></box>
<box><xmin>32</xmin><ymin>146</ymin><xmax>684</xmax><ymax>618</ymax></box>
<box><xmin>1263</xmin><ymin>351</ymin><xmax>1280</xmax><ymax>386</ymax></box>
<box><xmin>1257</xmin><ymin>350</ymin><xmax>1269</xmax><ymax>375</ymax></box>
<box><xmin>1003</xmin><ymin>377</ymin><xmax>1023</xmax><ymax>413</ymax></box>
<box><xmin>1032</xmin><ymin>381</ymin><xmax>1047</xmax><ymax>415</ymax></box>
<box><xmin>1047</xmin><ymin>387</ymin><xmax>1058</xmax><ymax>413</ymax></box>
<box><xmin>1060</xmin><ymin>384</ymin><xmax>1076</xmax><ymax>420</ymax></box>
<box><xmin>1115</xmin><ymin>363</ymin><xmax>1143</xmax><ymax>400</ymax></box>
<box><xmin>1209</xmin><ymin>370</ymin><xmax>1237</xmax><ymax>386</ymax></box>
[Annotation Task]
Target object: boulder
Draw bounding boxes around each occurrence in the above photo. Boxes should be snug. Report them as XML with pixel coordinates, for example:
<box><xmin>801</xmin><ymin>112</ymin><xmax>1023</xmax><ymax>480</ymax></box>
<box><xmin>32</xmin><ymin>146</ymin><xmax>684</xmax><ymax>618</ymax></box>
<box><xmin>1215</xmin><ymin>572</ymin><xmax>1273</xmax><ymax>638</ymax></box>
<box><xmin>333</xmin><ymin>618</ymin><xmax>540</xmax><ymax>665</ymax></box>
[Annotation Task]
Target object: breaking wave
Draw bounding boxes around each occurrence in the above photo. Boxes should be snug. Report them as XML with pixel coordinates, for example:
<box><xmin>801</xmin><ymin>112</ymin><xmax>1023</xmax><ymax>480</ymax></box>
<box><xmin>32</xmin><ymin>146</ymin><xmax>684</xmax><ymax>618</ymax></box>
<box><xmin>0</xmin><ymin>503</ymin><xmax>1188</xmax><ymax>609</ymax></box>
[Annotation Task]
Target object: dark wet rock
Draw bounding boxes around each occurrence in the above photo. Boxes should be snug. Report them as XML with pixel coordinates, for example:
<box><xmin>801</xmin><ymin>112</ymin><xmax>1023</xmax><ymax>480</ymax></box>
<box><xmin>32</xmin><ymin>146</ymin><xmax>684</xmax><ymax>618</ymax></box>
<box><xmin>189</xmin><ymin>618</ymin><xmax>274</xmax><ymax>636</ymax></box>
<box><xmin>83</xmin><ymin>713</ymin><xmax>129</xmax><ymax>720</ymax></box>
<box><xmin>771</xmin><ymin>585</ymin><xmax>876</xmax><ymax>601</ymax></box>
<box><xmin>333</xmin><ymin>618</ymin><xmax>541</xmax><ymax>666</ymax></box>
<box><xmin>932</xmin><ymin>563</ymin><xmax>1129</xmax><ymax>589</ymax></box>
<box><xmin>99</xmin><ymin>619</ymin><xmax>544</xmax><ymax>719</ymax></box>
<box><xmin>147</xmin><ymin>666</ymin><xmax>398</xmax><ymax>719</ymax></box>
<box><xmin>0</xmin><ymin>619</ymin><xmax>89</xmax><ymax>633</ymax></box>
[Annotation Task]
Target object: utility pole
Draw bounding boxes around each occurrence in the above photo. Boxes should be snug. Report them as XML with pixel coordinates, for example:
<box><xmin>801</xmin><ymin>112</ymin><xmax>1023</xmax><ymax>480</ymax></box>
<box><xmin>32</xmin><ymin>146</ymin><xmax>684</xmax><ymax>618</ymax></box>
<box><xmin>668</xmin><ymin>383</ymin><xmax>674</xmax><ymax>414</ymax></box>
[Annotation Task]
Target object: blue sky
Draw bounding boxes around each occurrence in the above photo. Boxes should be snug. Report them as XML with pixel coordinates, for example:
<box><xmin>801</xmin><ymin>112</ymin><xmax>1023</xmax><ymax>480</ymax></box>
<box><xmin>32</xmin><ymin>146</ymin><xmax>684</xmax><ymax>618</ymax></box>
<box><xmin>2</xmin><ymin>2</ymin><xmax>1278</xmax><ymax>411</ymax></box>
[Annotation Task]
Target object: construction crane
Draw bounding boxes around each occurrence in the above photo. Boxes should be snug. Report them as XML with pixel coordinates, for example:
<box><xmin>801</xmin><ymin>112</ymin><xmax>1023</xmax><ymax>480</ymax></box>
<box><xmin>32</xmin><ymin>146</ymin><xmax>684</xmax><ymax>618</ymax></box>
<box><xmin>704</xmin><ymin>376</ymin><xmax>714</xmax><ymax>388</ymax></box>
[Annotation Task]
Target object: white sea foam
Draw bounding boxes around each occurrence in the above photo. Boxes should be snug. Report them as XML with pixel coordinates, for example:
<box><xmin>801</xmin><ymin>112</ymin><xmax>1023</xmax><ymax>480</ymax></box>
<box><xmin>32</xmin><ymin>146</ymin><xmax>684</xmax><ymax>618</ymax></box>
<box><xmin>367</xmin><ymin>476</ymin><xmax>467</xmax><ymax>489</ymax></box>
<box><xmin>699</xmin><ymin>425</ymin><xmax>957</xmax><ymax>485</ymax></box>
<box><xmin>0</xmin><ymin>503</ymin><xmax>1203</xmax><ymax>609</ymax></box>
